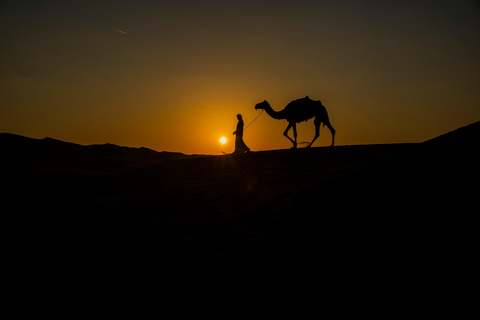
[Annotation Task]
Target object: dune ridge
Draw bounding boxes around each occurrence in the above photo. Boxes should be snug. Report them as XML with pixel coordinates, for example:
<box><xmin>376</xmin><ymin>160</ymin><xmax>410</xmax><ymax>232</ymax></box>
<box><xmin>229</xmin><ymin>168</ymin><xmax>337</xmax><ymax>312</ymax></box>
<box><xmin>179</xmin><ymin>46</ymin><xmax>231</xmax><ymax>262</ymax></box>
<box><xmin>0</xmin><ymin>133</ymin><xmax>192</xmax><ymax>175</ymax></box>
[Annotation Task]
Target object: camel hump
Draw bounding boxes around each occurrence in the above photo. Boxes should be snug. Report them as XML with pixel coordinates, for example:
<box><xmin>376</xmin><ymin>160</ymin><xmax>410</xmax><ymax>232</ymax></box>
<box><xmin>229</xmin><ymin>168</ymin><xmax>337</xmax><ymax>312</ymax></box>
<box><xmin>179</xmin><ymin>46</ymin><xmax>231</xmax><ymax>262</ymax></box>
<box><xmin>287</xmin><ymin>97</ymin><xmax>308</xmax><ymax>107</ymax></box>
<box><xmin>284</xmin><ymin>96</ymin><xmax>325</xmax><ymax>122</ymax></box>
<box><xmin>286</xmin><ymin>96</ymin><xmax>323</xmax><ymax>111</ymax></box>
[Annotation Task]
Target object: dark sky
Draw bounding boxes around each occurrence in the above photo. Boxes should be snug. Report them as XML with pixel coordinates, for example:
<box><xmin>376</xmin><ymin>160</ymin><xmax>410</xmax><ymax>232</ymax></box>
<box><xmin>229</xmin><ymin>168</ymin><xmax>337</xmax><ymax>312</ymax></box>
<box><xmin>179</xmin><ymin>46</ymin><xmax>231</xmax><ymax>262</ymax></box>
<box><xmin>1</xmin><ymin>0</ymin><xmax>479</xmax><ymax>154</ymax></box>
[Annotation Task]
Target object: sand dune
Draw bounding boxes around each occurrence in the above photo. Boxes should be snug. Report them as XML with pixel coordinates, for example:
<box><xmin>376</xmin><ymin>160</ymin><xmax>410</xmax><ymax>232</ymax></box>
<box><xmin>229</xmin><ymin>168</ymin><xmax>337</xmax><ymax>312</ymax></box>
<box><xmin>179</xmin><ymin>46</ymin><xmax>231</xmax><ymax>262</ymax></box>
<box><xmin>3</xmin><ymin>121</ymin><xmax>478</xmax><ymax>316</ymax></box>
<box><xmin>0</xmin><ymin>133</ymin><xmax>192</xmax><ymax>175</ymax></box>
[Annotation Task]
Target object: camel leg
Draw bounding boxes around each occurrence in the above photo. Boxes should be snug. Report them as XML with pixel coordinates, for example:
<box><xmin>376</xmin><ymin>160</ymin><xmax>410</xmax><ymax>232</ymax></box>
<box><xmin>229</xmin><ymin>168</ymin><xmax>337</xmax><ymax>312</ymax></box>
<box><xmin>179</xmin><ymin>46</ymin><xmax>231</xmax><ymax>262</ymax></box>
<box><xmin>292</xmin><ymin>123</ymin><xmax>298</xmax><ymax>148</ymax></box>
<box><xmin>307</xmin><ymin>122</ymin><xmax>320</xmax><ymax>148</ymax></box>
<box><xmin>324</xmin><ymin>119</ymin><xmax>336</xmax><ymax>146</ymax></box>
<box><xmin>283</xmin><ymin>123</ymin><xmax>297</xmax><ymax>148</ymax></box>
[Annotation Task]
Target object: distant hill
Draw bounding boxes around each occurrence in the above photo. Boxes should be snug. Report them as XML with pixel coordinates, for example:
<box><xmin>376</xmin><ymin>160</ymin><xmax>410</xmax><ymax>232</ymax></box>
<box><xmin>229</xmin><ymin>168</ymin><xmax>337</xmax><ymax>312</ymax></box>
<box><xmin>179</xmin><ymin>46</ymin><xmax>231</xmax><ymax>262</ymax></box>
<box><xmin>0</xmin><ymin>133</ymin><xmax>192</xmax><ymax>175</ymax></box>
<box><xmin>423</xmin><ymin>120</ymin><xmax>480</xmax><ymax>147</ymax></box>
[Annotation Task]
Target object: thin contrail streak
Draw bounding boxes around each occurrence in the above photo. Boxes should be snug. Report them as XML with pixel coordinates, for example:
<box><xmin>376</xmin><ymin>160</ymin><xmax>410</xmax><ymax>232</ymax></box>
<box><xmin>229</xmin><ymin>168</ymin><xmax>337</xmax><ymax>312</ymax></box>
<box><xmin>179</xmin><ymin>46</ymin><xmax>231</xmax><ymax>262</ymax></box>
<box><xmin>113</xmin><ymin>28</ymin><xmax>127</xmax><ymax>35</ymax></box>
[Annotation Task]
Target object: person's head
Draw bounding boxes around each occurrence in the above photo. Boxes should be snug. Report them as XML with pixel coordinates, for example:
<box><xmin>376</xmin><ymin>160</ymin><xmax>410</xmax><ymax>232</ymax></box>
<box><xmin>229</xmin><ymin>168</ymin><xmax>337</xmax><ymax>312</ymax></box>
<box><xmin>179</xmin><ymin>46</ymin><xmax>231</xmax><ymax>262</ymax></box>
<box><xmin>237</xmin><ymin>114</ymin><xmax>242</xmax><ymax>120</ymax></box>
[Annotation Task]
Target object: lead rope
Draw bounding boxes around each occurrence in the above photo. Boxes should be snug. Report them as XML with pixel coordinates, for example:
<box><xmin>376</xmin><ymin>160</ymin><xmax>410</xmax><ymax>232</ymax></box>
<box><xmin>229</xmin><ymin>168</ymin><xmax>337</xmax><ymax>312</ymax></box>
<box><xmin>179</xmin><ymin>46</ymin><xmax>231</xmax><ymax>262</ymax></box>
<box><xmin>243</xmin><ymin>109</ymin><xmax>264</xmax><ymax>131</ymax></box>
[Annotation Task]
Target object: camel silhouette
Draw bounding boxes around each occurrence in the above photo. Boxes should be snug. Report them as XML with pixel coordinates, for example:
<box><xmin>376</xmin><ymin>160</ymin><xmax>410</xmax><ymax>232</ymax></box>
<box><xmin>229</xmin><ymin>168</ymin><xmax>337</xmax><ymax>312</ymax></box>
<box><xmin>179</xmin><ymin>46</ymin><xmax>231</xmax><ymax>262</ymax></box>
<box><xmin>255</xmin><ymin>96</ymin><xmax>336</xmax><ymax>148</ymax></box>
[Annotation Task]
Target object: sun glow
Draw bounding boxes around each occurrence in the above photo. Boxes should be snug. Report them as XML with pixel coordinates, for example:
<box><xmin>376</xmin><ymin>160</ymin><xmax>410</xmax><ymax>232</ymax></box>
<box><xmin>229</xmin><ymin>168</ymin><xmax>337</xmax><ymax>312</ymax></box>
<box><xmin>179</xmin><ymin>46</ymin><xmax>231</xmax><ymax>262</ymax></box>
<box><xmin>220</xmin><ymin>137</ymin><xmax>227</xmax><ymax>144</ymax></box>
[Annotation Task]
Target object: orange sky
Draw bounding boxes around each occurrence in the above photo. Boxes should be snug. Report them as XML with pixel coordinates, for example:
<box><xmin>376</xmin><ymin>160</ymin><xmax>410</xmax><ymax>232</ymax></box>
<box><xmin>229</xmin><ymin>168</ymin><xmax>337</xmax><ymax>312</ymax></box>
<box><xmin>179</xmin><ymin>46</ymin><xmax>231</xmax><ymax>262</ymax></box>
<box><xmin>1</xmin><ymin>1</ymin><xmax>479</xmax><ymax>154</ymax></box>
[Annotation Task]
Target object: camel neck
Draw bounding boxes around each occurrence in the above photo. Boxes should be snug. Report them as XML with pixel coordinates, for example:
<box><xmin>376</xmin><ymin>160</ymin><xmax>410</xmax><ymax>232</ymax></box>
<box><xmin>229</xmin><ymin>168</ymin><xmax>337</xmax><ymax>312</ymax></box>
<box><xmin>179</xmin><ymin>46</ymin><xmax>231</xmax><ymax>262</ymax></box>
<box><xmin>264</xmin><ymin>104</ymin><xmax>286</xmax><ymax>120</ymax></box>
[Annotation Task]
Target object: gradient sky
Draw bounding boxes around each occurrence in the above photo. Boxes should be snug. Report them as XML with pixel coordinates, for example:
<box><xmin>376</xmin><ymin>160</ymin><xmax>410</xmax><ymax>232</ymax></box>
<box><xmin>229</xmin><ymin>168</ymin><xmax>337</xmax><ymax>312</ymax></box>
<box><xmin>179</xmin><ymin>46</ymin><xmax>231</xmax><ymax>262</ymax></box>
<box><xmin>1</xmin><ymin>0</ymin><xmax>479</xmax><ymax>154</ymax></box>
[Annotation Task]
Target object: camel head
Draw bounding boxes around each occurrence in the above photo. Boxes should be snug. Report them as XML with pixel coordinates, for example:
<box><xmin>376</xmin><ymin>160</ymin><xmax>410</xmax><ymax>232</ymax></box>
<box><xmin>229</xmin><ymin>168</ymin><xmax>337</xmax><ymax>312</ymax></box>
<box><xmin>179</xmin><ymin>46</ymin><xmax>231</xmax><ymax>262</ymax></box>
<box><xmin>255</xmin><ymin>100</ymin><xmax>270</xmax><ymax>110</ymax></box>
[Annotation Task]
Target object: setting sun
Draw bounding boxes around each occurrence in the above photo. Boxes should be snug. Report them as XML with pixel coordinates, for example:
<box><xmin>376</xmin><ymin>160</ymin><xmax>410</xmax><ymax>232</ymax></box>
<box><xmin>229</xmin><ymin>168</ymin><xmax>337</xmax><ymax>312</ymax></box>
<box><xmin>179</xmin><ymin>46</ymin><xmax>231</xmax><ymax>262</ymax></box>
<box><xmin>220</xmin><ymin>137</ymin><xmax>227</xmax><ymax>144</ymax></box>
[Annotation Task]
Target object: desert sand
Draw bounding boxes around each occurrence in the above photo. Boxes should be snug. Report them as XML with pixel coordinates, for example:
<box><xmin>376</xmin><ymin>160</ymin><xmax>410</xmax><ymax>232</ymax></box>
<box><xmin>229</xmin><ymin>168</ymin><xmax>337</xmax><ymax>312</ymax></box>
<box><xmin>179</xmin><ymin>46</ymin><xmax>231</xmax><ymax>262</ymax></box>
<box><xmin>3</xmin><ymin>121</ymin><xmax>478</xmax><ymax>316</ymax></box>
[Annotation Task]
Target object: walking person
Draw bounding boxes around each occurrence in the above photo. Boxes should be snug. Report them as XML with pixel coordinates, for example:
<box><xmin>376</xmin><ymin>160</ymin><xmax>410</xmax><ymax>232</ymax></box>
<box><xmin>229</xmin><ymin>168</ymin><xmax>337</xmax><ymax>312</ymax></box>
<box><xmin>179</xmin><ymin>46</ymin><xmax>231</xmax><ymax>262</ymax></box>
<box><xmin>233</xmin><ymin>114</ymin><xmax>250</xmax><ymax>154</ymax></box>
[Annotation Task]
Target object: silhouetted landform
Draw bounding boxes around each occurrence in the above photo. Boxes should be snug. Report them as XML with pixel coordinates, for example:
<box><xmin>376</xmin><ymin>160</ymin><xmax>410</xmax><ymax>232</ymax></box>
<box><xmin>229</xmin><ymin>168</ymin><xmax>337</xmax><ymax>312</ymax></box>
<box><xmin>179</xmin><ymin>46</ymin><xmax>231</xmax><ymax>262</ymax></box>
<box><xmin>0</xmin><ymin>133</ymin><xmax>192</xmax><ymax>175</ymax></box>
<box><xmin>4</xmin><ymin>121</ymin><xmax>479</xmax><ymax>317</ymax></box>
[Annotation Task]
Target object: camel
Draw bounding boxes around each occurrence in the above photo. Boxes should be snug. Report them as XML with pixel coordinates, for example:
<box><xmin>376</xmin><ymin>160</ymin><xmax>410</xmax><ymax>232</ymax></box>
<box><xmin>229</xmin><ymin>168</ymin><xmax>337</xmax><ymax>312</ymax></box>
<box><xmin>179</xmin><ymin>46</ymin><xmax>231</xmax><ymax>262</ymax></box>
<box><xmin>254</xmin><ymin>96</ymin><xmax>335</xmax><ymax>148</ymax></box>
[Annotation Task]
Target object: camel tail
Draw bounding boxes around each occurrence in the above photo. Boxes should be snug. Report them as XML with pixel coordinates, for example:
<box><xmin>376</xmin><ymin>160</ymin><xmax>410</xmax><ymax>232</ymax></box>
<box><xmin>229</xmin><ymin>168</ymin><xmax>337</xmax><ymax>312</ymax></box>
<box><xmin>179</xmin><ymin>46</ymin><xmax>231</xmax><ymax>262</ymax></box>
<box><xmin>317</xmin><ymin>101</ymin><xmax>329</xmax><ymax>128</ymax></box>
